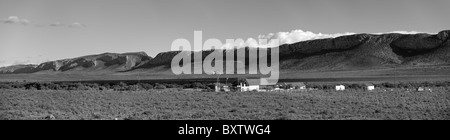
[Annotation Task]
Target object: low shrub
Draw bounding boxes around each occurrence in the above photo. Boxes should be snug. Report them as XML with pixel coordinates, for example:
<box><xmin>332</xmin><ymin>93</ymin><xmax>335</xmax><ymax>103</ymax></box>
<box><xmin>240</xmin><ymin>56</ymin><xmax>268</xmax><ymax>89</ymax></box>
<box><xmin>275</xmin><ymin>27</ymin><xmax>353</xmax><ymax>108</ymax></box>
<box><xmin>183</xmin><ymin>83</ymin><xmax>193</xmax><ymax>89</ymax></box>
<box><xmin>127</xmin><ymin>84</ymin><xmax>143</xmax><ymax>91</ymax></box>
<box><xmin>46</xmin><ymin>83</ymin><xmax>61</xmax><ymax>90</ymax></box>
<box><xmin>155</xmin><ymin>84</ymin><xmax>166</xmax><ymax>89</ymax></box>
<box><xmin>192</xmin><ymin>82</ymin><xmax>207</xmax><ymax>89</ymax></box>
<box><xmin>138</xmin><ymin>83</ymin><xmax>154</xmax><ymax>90</ymax></box>
<box><xmin>0</xmin><ymin>84</ymin><xmax>11</xmax><ymax>89</ymax></box>
<box><xmin>348</xmin><ymin>83</ymin><xmax>364</xmax><ymax>89</ymax></box>
<box><xmin>380</xmin><ymin>82</ymin><xmax>396</xmax><ymax>88</ymax></box>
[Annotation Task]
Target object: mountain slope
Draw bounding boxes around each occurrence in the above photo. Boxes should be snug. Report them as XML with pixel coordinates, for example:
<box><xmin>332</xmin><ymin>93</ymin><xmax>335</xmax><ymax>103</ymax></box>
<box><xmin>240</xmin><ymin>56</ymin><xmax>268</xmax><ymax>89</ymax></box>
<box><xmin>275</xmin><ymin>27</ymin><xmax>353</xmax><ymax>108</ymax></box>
<box><xmin>278</xmin><ymin>30</ymin><xmax>450</xmax><ymax>70</ymax></box>
<box><xmin>0</xmin><ymin>52</ymin><xmax>152</xmax><ymax>74</ymax></box>
<box><xmin>134</xmin><ymin>30</ymin><xmax>450</xmax><ymax>72</ymax></box>
<box><xmin>1</xmin><ymin>30</ymin><xmax>449</xmax><ymax>74</ymax></box>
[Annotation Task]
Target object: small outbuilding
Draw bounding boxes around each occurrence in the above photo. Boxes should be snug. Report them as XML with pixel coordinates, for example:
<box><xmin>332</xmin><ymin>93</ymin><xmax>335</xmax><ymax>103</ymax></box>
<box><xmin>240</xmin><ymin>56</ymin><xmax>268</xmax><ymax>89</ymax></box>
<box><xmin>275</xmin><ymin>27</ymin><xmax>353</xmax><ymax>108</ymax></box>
<box><xmin>417</xmin><ymin>87</ymin><xmax>425</xmax><ymax>92</ymax></box>
<box><xmin>335</xmin><ymin>85</ymin><xmax>345</xmax><ymax>91</ymax></box>
<box><xmin>364</xmin><ymin>83</ymin><xmax>375</xmax><ymax>91</ymax></box>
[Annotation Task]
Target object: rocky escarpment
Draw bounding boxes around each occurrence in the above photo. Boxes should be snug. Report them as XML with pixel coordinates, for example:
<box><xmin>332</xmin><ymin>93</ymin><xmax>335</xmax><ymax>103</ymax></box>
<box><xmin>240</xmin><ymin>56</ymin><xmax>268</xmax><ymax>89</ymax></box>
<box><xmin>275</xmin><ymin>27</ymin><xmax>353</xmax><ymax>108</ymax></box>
<box><xmin>276</xmin><ymin>30</ymin><xmax>450</xmax><ymax>70</ymax></box>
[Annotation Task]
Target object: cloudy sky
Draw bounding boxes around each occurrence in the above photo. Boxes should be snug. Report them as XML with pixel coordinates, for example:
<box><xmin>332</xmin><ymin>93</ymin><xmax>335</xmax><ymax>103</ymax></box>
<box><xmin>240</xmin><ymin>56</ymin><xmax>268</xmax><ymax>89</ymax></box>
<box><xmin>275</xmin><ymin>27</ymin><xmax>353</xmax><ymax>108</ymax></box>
<box><xmin>1</xmin><ymin>0</ymin><xmax>449</xmax><ymax>67</ymax></box>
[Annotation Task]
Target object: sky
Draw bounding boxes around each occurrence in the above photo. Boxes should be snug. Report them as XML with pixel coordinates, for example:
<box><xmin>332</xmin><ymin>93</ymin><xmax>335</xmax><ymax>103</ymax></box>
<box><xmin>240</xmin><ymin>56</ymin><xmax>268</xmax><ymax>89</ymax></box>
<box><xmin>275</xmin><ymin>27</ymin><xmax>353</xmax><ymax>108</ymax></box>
<box><xmin>1</xmin><ymin>0</ymin><xmax>450</xmax><ymax>67</ymax></box>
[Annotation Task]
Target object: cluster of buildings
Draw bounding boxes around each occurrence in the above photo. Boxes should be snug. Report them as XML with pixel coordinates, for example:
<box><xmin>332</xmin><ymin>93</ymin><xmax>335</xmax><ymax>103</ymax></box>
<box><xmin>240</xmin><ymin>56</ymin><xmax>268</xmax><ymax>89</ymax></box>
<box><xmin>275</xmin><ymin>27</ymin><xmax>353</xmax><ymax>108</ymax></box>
<box><xmin>237</xmin><ymin>79</ymin><xmax>307</xmax><ymax>92</ymax></box>
<box><xmin>215</xmin><ymin>78</ymin><xmax>376</xmax><ymax>92</ymax></box>
<box><xmin>213</xmin><ymin>78</ymin><xmax>433</xmax><ymax>93</ymax></box>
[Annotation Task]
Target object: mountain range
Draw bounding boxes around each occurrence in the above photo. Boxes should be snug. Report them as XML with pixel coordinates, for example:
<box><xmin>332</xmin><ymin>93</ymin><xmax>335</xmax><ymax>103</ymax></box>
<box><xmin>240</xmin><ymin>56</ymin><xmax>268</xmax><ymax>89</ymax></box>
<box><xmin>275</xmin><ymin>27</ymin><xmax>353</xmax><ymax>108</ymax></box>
<box><xmin>1</xmin><ymin>30</ymin><xmax>449</xmax><ymax>74</ymax></box>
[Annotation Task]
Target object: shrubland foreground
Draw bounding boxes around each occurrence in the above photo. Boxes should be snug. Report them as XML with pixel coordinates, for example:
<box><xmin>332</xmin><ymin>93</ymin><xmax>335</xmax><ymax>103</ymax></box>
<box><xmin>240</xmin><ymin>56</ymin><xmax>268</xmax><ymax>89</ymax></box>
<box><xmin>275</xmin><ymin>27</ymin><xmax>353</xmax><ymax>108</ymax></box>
<box><xmin>1</xmin><ymin>88</ymin><xmax>449</xmax><ymax>120</ymax></box>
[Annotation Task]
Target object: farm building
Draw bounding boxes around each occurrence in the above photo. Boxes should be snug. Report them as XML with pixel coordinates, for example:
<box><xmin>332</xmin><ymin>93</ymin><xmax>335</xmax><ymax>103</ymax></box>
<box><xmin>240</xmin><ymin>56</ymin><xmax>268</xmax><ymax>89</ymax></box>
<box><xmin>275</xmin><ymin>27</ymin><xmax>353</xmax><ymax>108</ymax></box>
<box><xmin>335</xmin><ymin>85</ymin><xmax>345</xmax><ymax>91</ymax></box>
<box><xmin>215</xmin><ymin>83</ymin><xmax>231</xmax><ymax>92</ymax></box>
<box><xmin>238</xmin><ymin>78</ymin><xmax>261</xmax><ymax>92</ymax></box>
<box><xmin>364</xmin><ymin>83</ymin><xmax>375</xmax><ymax>91</ymax></box>
<box><xmin>417</xmin><ymin>87</ymin><xmax>425</xmax><ymax>92</ymax></box>
<box><xmin>417</xmin><ymin>87</ymin><xmax>433</xmax><ymax>92</ymax></box>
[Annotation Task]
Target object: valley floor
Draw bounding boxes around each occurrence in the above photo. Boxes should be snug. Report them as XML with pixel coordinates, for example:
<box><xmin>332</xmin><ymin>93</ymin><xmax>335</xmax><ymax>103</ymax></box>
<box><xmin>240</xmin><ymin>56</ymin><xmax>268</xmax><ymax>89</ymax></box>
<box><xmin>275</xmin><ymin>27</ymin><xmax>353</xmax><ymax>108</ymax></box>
<box><xmin>1</xmin><ymin>89</ymin><xmax>449</xmax><ymax>120</ymax></box>
<box><xmin>1</xmin><ymin>66</ymin><xmax>449</xmax><ymax>83</ymax></box>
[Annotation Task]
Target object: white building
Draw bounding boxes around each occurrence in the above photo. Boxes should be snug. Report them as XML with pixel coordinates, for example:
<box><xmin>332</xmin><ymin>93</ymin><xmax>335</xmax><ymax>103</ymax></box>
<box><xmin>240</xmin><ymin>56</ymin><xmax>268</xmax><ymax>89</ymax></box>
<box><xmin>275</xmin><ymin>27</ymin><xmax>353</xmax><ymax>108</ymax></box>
<box><xmin>335</xmin><ymin>85</ymin><xmax>345</xmax><ymax>91</ymax></box>
<box><xmin>364</xmin><ymin>83</ymin><xmax>375</xmax><ymax>91</ymax></box>
<box><xmin>239</xmin><ymin>78</ymin><xmax>261</xmax><ymax>92</ymax></box>
<box><xmin>417</xmin><ymin>87</ymin><xmax>425</xmax><ymax>92</ymax></box>
<box><xmin>215</xmin><ymin>83</ymin><xmax>230</xmax><ymax>92</ymax></box>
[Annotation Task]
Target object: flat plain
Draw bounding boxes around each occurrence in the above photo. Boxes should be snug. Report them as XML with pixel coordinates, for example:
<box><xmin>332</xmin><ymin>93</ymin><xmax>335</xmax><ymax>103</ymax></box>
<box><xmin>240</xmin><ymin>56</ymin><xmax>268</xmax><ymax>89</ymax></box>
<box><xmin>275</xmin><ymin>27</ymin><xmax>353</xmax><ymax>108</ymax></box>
<box><xmin>1</xmin><ymin>88</ymin><xmax>449</xmax><ymax>120</ymax></box>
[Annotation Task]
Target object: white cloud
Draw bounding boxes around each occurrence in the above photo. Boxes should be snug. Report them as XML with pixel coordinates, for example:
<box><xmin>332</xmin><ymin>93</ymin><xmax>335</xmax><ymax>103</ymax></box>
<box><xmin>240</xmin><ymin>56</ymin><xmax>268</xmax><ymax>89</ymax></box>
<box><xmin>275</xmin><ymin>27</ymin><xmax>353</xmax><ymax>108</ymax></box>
<box><xmin>68</xmin><ymin>22</ymin><xmax>86</xmax><ymax>28</ymax></box>
<box><xmin>49</xmin><ymin>22</ymin><xmax>65</xmax><ymax>27</ymax></box>
<box><xmin>1</xmin><ymin>16</ymin><xmax>86</xmax><ymax>28</ymax></box>
<box><xmin>222</xmin><ymin>29</ymin><xmax>355</xmax><ymax>49</ymax></box>
<box><xmin>0</xmin><ymin>55</ymin><xmax>48</xmax><ymax>67</ymax></box>
<box><xmin>1</xmin><ymin>16</ymin><xmax>30</xmax><ymax>25</ymax></box>
<box><xmin>0</xmin><ymin>61</ymin><xmax>9</xmax><ymax>67</ymax></box>
<box><xmin>12</xmin><ymin>60</ymin><xmax>32</xmax><ymax>65</ymax></box>
<box><xmin>258</xmin><ymin>29</ymin><xmax>355</xmax><ymax>45</ymax></box>
<box><xmin>36</xmin><ymin>22</ymin><xmax>86</xmax><ymax>28</ymax></box>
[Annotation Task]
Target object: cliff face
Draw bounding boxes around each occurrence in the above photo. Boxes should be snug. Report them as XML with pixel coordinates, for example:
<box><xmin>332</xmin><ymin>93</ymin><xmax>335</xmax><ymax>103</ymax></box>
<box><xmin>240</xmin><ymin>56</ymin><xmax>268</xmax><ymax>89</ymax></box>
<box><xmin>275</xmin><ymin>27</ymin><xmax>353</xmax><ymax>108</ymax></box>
<box><xmin>277</xmin><ymin>30</ymin><xmax>450</xmax><ymax>70</ymax></box>
<box><xmin>1</xmin><ymin>30</ymin><xmax>449</xmax><ymax>74</ymax></box>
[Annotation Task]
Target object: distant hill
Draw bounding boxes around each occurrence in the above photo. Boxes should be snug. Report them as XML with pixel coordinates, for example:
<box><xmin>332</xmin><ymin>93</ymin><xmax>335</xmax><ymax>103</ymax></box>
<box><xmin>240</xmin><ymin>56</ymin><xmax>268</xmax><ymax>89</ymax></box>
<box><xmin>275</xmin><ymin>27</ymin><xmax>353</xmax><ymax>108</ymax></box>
<box><xmin>0</xmin><ymin>52</ymin><xmax>152</xmax><ymax>74</ymax></box>
<box><xmin>1</xmin><ymin>30</ymin><xmax>449</xmax><ymax>74</ymax></box>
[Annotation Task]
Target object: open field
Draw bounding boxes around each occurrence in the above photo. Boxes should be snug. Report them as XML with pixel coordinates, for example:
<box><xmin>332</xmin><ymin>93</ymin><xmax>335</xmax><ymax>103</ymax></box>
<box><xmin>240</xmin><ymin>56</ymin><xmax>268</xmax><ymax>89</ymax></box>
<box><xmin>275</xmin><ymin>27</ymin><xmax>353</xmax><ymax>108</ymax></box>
<box><xmin>1</xmin><ymin>88</ymin><xmax>449</xmax><ymax>120</ymax></box>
